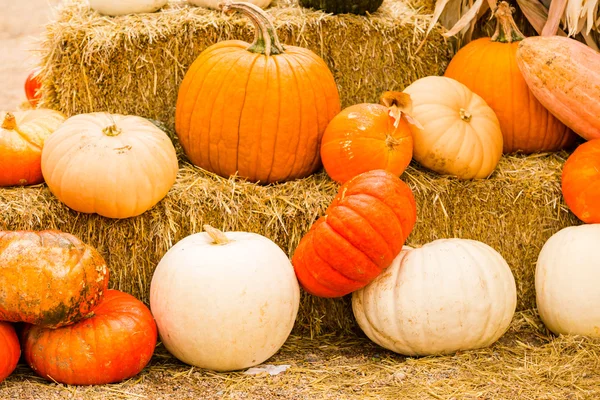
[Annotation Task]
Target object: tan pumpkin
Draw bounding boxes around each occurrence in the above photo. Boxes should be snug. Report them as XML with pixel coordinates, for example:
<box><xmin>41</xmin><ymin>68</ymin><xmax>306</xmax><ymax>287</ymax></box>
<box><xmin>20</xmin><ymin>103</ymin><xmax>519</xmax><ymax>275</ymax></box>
<box><xmin>41</xmin><ymin>113</ymin><xmax>179</xmax><ymax>219</ymax></box>
<box><xmin>403</xmin><ymin>76</ymin><xmax>503</xmax><ymax>179</ymax></box>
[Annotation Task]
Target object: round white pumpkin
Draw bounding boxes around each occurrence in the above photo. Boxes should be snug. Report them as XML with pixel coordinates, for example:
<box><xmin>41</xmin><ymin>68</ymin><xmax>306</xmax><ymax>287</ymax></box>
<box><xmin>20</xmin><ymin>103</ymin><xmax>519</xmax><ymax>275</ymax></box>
<box><xmin>402</xmin><ymin>76</ymin><xmax>503</xmax><ymax>180</ymax></box>
<box><xmin>352</xmin><ymin>240</ymin><xmax>517</xmax><ymax>356</ymax></box>
<box><xmin>89</xmin><ymin>0</ymin><xmax>168</xmax><ymax>16</ymax></box>
<box><xmin>41</xmin><ymin>112</ymin><xmax>179</xmax><ymax>219</ymax></box>
<box><xmin>188</xmin><ymin>0</ymin><xmax>272</xmax><ymax>9</ymax></box>
<box><xmin>150</xmin><ymin>226</ymin><xmax>300</xmax><ymax>371</ymax></box>
<box><xmin>536</xmin><ymin>224</ymin><xmax>600</xmax><ymax>337</ymax></box>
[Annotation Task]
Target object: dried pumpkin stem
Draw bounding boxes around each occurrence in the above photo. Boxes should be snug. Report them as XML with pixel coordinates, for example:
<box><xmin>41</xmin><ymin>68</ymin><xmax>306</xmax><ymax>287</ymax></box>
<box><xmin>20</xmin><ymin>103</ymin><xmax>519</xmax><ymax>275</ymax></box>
<box><xmin>204</xmin><ymin>224</ymin><xmax>231</xmax><ymax>245</ymax></box>
<box><xmin>102</xmin><ymin>124</ymin><xmax>122</xmax><ymax>136</ymax></box>
<box><xmin>1</xmin><ymin>113</ymin><xmax>17</xmax><ymax>130</ymax></box>
<box><xmin>460</xmin><ymin>108</ymin><xmax>472</xmax><ymax>122</ymax></box>
<box><xmin>385</xmin><ymin>135</ymin><xmax>402</xmax><ymax>150</ymax></box>
<box><xmin>219</xmin><ymin>1</ymin><xmax>285</xmax><ymax>56</ymax></box>
<box><xmin>491</xmin><ymin>1</ymin><xmax>526</xmax><ymax>43</ymax></box>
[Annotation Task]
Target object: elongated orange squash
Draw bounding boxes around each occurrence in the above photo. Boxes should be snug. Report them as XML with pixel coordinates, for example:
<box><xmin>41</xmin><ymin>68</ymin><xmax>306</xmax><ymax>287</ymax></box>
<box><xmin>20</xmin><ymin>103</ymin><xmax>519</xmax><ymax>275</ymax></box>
<box><xmin>516</xmin><ymin>36</ymin><xmax>600</xmax><ymax>141</ymax></box>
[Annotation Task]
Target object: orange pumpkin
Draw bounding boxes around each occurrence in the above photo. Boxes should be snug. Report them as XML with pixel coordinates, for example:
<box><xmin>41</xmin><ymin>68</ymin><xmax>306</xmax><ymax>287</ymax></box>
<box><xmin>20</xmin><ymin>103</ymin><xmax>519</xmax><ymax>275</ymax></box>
<box><xmin>444</xmin><ymin>1</ymin><xmax>575</xmax><ymax>154</ymax></box>
<box><xmin>22</xmin><ymin>290</ymin><xmax>157</xmax><ymax>386</ymax></box>
<box><xmin>320</xmin><ymin>92</ymin><xmax>415</xmax><ymax>184</ymax></box>
<box><xmin>0</xmin><ymin>322</ymin><xmax>20</xmax><ymax>383</ymax></box>
<box><xmin>561</xmin><ymin>140</ymin><xmax>600</xmax><ymax>223</ymax></box>
<box><xmin>0</xmin><ymin>110</ymin><xmax>65</xmax><ymax>187</ymax></box>
<box><xmin>175</xmin><ymin>2</ymin><xmax>340</xmax><ymax>184</ymax></box>
<box><xmin>0</xmin><ymin>230</ymin><xmax>109</xmax><ymax>328</ymax></box>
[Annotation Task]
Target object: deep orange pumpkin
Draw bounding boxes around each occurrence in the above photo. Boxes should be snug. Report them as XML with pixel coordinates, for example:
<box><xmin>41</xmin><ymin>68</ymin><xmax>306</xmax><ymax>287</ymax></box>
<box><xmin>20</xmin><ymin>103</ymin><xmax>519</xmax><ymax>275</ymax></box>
<box><xmin>22</xmin><ymin>290</ymin><xmax>158</xmax><ymax>386</ymax></box>
<box><xmin>444</xmin><ymin>1</ymin><xmax>576</xmax><ymax>154</ymax></box>
<box><xmin>175</xmin><ymin>2</ymin><xmax>341</xmax><ymax>184</ymax></box>
<box><xmin>0</xmin><ymin>322</ymin><xmax>20</xmax><ymax>383</ymax></box>
<box><xmin>0</xmin><ymin>230</ymin><xmax>109</xmax><ymax>328</ymax></box>
<box><xmin>292</xmin><ymin>169</ymin><xmax>417</xmax><ymax>297</ymax></box>
<box><xmin>320</xmin><ymin>92</ymin><xmax>415</xmax><ymax>184</ymax></box>
<box><xmin>561</xmin><ymin>140</ymin><xmax>600</xmax><ymax>223</ymax></box>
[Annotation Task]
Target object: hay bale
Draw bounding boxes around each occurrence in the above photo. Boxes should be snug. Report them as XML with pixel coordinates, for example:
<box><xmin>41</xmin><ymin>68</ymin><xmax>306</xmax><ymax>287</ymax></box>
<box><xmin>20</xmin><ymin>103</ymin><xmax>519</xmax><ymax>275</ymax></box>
<box><xmin>38</xmin><ymin>0</ymin><xmax>450</xmax><ymax>129</ymax></box>
<box><xmin>0</xmin><ymin>150</ymin><xmax>580</xmax><ymax>336</ymax></box>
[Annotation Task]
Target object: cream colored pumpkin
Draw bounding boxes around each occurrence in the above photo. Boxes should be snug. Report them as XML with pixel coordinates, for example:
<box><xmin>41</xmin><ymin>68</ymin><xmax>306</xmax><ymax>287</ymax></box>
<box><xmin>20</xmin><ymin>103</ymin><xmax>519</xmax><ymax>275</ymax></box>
<box><xmin>536</xmin><ymin>224</ymin><xmax>600</xmax><ymax>337</ymax></box>
<box><xmin>89</xmin><ymin>0</ymin><xmax>168</xmax><ymax>16</ymax></box>
<box><xmin>352</xmin><ymin>240</ymin><xmax>517</xmax><ymax>356</ymax></box>
<box><xmin>41</xmin><ymin>112</ymin><xmax>178</xmax><ymax>219</ymax></box>
<box><xmin>402</xmin><ymin>76</ymin><xmax>503</xmax><ymax>179</ymax></box>
<box><xmin>188</xmin><ymin>0</ymin><xmax>272</xmax><ymax>10</ymax></box>
<box><xmin>149</xmin><ymin>226</ymin><xmax>300</xmax><ymax>372</ymax></box>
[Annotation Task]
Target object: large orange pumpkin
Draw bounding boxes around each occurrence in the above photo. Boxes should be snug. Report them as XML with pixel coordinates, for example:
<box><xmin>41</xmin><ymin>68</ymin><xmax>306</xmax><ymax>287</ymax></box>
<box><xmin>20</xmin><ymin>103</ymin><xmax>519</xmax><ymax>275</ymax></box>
<box><xmin>561</xmin><ymin>140</ymin><xmax>600</xmax><ymax>223</ymax></box>
<box><xmin>292</xmin><ymin>169</ymin><xmax>417</xmax><ymax>297</ymax></box>
<box><xmin>175</xmin><ymin>2</ymin><xmax>341</xmax><ymax>184</ymax></box>
<box><xmin>0</xmin><ymin>109</ymin><xmax>65</xmax><ymax>187</ymax></box>
<box><xmin>320</xmin><ymin>92</ymin><xmax>415</xmax><ymax>184</ymax></box>
<box><xmin>0</xmin><ymin>322</ymin><xmax>20</xmax><ymax>383</ymax></box>
<box><xmin>22</xmin><ymin>290</ymin><xmax>157</xmax><ymax>386</ymax></box>
<box><xmin>444</xmin><ymin>1</ymin><xmax>575</xmax><ymax>154</ymax></box>
<box><xmin>0</xmin><ymin>230</ymin><xmax>109</xmax><ymax>328</ymax></box>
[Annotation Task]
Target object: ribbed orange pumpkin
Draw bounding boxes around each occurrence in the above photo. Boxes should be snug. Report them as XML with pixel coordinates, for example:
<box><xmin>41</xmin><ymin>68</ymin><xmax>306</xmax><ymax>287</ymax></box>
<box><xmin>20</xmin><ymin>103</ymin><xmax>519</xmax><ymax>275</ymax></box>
<box><xmin>22</xmin><ymin>290</ymin><xmax>157</xmax><ymax>385</ymax></box>
<box><xmin>561</xmin><ymin>140</ymin><xmax>600</xmax><ymax>223</ymax></box>
<box><xmin>292</xmin><ymin>169</ymin><xmax>417</xmax><ymax>297</ymax></box>
<box><xmin>0</xmin><ymin>230</ymin><xmax>109</xmax><ymax>328</ymax></box>
<box><xmin>444</xmin><ymin>2</ymin><xmax>575</xmax><ymax>154</ymax></box>
<box><xmin>0</xmin><ymin>322</ymin><xmax>20</xmax><ymax>383</ymax></box>
<box><xmin>175</xmin><ymin>2</ymin><xmax>341</xmax><ymax>184</ymax></box>
<box><xmin>320</xmin><ymin>92</ymin><xmax>415</xmax><ymax>184</ymax></box>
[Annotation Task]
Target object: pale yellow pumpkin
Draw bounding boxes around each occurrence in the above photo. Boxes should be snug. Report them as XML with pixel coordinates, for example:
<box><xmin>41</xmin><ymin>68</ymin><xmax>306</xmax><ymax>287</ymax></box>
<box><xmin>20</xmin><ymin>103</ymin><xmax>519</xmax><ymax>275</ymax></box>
<box><xmin>41</xmin><ymin>113</ymin><xmax>178</xmax><ymax>219</ymax></box>
<box><xmin>402</xmin><ymin>76</ymin><xmax>503</xmax><ymax>179</ymax></box>
<box><xmin>352</xmin><ymin>240</ymin><xmax>517</xmax><ymax>356</ymax></box>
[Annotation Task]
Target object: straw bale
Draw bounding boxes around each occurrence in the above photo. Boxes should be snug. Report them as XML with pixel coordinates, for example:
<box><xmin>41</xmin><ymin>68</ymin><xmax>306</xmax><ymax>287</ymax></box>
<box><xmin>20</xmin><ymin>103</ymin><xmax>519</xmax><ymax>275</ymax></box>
<box><xmin>37</xmin><ymin>0</ymin><xmax>450</xmax><ymax>129</ymax></box>
<box><xmin>0</xmin><ymin>149</ymin><xmax>580</xmax><ymax>336</ymax></box>
<box><xmin>3</xmin><ymin>310</ymin><xmax>600</xmax><ymax>399</ymax></box>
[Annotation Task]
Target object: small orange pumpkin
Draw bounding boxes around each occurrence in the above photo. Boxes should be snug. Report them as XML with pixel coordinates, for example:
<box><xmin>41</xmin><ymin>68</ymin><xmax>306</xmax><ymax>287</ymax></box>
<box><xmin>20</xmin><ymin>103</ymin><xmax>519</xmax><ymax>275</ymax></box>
<box><xmin>0</xmin><ymin>322</ymin><xmax>20</xmax><ymax>383</ymax></box>
<box><xmin>561</xmin><ymin>140</ymin><xmax>600</xmax><ymax>223</ymax></box>
<box><xmin>320</xmin><ymin>92</ymin><xmax>416</xmax><ymax>184</ymax></box>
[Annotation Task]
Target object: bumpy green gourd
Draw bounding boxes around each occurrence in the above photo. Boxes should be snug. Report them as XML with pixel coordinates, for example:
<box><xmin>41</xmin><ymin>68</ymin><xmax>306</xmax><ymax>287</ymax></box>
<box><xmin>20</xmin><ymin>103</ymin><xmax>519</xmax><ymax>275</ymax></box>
<box><xmin>299</xmin><ymin>0</ymin><xmax>384</xmax><ymax>15</ymax></box>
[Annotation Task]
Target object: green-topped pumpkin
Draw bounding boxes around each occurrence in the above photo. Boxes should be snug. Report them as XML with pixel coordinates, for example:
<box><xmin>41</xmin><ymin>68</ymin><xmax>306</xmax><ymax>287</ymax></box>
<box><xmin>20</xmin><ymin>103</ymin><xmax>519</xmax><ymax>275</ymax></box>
<box><xmin>299</xmin><ymin>0</ymin><xmax>384</xmax><ymax>15</ymax></box>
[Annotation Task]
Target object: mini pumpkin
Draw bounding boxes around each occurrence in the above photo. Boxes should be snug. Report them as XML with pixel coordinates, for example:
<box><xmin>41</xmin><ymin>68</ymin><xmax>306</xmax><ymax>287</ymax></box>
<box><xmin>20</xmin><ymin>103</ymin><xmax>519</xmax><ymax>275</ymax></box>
<box><xmin>536</xmin><ymin>225</ymin><xmax>600</xmax><ymax>337</ymax></box>
<box><xmin>89</xmin><ymin>0</ymin><xmax>168</xmax><ymax>16</ymax></box>
<box><xmin>41</xmin><ymin>112</ymin><xmax>178</xmax><ymax>219</ymax></box>
<box><xmin>22</xmin><ymin>290</ymin><xmax>157</xmax><ymax>385</ymax></box>
<box><xmin>175</xmin><ymin>2</ymin><xmax>340</xmax><ymax>184</ymax></box>
<box><xmin>444</xmin><ymin>2</ymin><xmax>575</xmax><ymax>154</ymax></box>
<box><xmin>402</xmin><ymin>76</ymin><xmax>503</xmax><ymax>179</ymax></box>
<box><xmin>0</xmin><ymin>322</ymin><xmax>20</xmax><ymax>383</ymax></box>
<box><xmin>24</xmin><ymin>67</ymin><xmax>43</xmax><ymax>108</ymax></box>
<box><xmin>0</xmin><ymin>230</ymin><xmax>109</xmax><ymax>328</ymax></box>
<box><xmin>320</xmin><ymin>92</ymin><xmax>416</xmax><ymax>184</ymax></box>
<box><xmin>353</xmin><ymin>239</ymin><xmax>517</xmax><ymax>356</ymax></box>
<box><xmin>0</xmin><ymin>109</ymin><xmax>65</xmax><ymax>187</ymax></box>
<box><xmin>150</xmin><ymin>225</ymin><xmax>300</xmax><ymax>372</ymax></box>
<box><xmin>292</xmin><ymin>169</ymin><xmax>417</xmax><ymax>297</ymax></box>
<box><xmin>561</xmin><ymin>140</ymin><xmax>600</xmax><ymax>223</ymax></box>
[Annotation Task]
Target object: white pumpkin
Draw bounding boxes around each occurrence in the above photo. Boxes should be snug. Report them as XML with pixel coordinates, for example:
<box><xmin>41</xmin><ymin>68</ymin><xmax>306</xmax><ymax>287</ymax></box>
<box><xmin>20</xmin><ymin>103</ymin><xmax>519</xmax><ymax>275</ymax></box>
<box><xmin>150</xmin><ymin>226</ymin><xmax>300</xmax><ymax>371</ymax></box>
<box><xmin>536</xmin><ymin>224</ymin><xmax>600</xmax><ymax>337</ymax></box>
<box><xmin>352</xmin><ymin>240</ymin><xmax>517</xmax><ymax>356</ymax></box>
<box><xmin>188</xmin><ymin>0</ymin><xmax>272</xmax><ymax>10</ymax></box>
<box><xmin>402</xmin><ymin>76</ymin><xmax>503</xmax><ymax>180</ymax></box>
<box><xmin>89</xmin><ymin>0</ymin><xmax>168</xmax><ymax>16</ymax></box>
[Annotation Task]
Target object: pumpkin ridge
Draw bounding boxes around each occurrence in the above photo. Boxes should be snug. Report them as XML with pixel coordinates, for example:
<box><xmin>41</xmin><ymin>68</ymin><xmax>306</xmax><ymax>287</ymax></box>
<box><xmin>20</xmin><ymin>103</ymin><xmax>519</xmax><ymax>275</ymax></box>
<box><xmin>265</xmin><ymin>56</ymin><xmax>284</xmax><ymax>183</ymax></box>
<box><xmin>277</xmin><ymin>55</ymin><xmax>303</xmax><ymax>182</ymax></box>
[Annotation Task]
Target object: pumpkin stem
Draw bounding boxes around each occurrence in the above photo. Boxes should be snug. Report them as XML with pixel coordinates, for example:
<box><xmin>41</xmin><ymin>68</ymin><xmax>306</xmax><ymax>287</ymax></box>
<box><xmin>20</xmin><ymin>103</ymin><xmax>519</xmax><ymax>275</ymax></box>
<box><xmin>204</xmin><ymin>225</ymin><xmax>231</xmax><ymax>245</ymax></box>
<box><xmin>102</xmin><ymin>124</ymin><xmax>122</xmax><ymax>137</ymax></box>
<box><xmin>491</xmin><ymin>1</ymin><xmax>526</xmax><ymax>43</ymax></box>
<box><xmin>1</xmin><ymin>113</ymin><xmax>17</xmax><ymax>130</ymax></box>
<box><xmin>219</xmin><ymin>1</ymin><xmax>285</xmax><ymax>56</ymax></box>
<box><xmin>459</xmin><ymin>108</ymin><xmax>472</xmax><ymax>122</ymax></box>
<box><xmin>385</xmin><ymin>135</ymin><xmax>402</xmax><ymax>150</ymax></box>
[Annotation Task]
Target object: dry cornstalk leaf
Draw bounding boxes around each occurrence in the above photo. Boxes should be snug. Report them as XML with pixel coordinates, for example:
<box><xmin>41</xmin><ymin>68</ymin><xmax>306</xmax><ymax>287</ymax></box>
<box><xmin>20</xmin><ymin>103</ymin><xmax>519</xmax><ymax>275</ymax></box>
<box><xmin>542</xmin><ymin>0</ymin><xmax>568</xmax><ymax>35</ymax></box>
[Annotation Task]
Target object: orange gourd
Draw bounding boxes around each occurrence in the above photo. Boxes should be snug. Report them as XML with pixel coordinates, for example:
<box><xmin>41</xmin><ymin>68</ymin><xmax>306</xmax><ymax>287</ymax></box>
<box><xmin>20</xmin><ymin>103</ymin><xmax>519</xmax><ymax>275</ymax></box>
<box><xmin>175</xmin><ymin>2</ymin><xmax>340</xmax><ymax>184</ymax></box>
<box><xmin>0</xmin><ymin>322</ymin><xmax>20</xmax><ymax>383</ymax></box>
<box><xmin>320</xmin><ymin>92</ymin><xmax>415</xmax><ymax>184</ymax></box>
<box><xmin>444</xmin><ymin>2</ymin><xmax>575</xmax><ymax>154</ymax></box>
<box><xmin>561</xmin><ymin>140</ymin><xmax>600</xmax><ymax>223</ymax></box>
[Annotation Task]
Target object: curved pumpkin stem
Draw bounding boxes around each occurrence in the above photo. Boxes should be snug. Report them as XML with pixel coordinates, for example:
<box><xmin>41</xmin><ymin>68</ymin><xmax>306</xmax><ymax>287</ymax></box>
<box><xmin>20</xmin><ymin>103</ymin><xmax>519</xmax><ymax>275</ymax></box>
<box><xmin>102</xmin><ymin>125</ymin><xmax>122</xmax><ymax>137</ymax></box>
<box><xmin>491</xmin><ymin>2</ymin><xmax>526</xmax><ymax>43</ymax></box>
<box><xmin>220</xmin><ymin>1</ymin><xmax>285</xmax><ymax>56</ymax></box>
<box><xmin>204</xmin><ymin>225</ymin><xmax>231</xmax><ymax>245</ymax></box>
<box><xmin>2</xmin><ymin>113</ymin><xmax>17</xmax><ymax>130</ymax></box>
